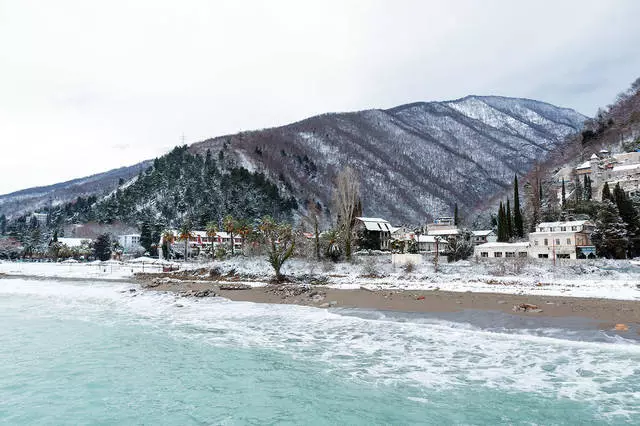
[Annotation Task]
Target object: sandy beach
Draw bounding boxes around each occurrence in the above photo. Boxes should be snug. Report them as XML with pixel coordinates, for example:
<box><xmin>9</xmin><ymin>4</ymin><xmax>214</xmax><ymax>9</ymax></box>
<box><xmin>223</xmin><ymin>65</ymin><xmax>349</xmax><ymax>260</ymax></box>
<box><xmin>139</xmin><ymin>277</ymin><xmax>640</xmax><ymax>333</ymax></box>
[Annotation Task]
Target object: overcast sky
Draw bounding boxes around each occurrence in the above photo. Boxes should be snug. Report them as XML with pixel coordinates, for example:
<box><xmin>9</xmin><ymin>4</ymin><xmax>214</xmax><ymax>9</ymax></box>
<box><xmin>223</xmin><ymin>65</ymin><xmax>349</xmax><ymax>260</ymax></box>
<box><xmin>1</xmin><ymin>0</ymin><xmax>640</xmax><ymax>195</ymax></box>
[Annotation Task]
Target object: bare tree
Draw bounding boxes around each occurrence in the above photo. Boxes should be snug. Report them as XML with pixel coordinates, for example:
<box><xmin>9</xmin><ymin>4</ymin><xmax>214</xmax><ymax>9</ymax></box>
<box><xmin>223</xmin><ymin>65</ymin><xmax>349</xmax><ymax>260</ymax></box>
<box><xmin>332</xmin><ymin>166</ymin><xmax>361</xmax><ymax>261</ymax></box>
<box><xmin>259</xmin><ymin>216</ymin><xmax>296</xmax><ymax>282</ymax></box>
<box><xmin>302</xmin><ymin>200</ymin><xmax>322</xmax><ymax>260</ymax></box>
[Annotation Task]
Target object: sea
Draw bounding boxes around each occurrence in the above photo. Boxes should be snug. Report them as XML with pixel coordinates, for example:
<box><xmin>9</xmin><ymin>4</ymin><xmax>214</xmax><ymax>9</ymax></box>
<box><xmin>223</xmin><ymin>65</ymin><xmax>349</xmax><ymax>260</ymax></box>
<box><xmin>0</xmin><ymin>277</ymin><xmax>639</xmax><ymax>425</ymax></box>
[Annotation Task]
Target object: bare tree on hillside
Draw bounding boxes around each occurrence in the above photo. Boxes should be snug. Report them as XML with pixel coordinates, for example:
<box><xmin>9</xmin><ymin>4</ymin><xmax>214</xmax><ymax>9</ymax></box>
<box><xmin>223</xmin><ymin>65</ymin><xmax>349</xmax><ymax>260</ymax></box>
<box><xmin>332</xmin><ymin>166</ymin><xmax>361</xmax><ymax>261</ymax></box>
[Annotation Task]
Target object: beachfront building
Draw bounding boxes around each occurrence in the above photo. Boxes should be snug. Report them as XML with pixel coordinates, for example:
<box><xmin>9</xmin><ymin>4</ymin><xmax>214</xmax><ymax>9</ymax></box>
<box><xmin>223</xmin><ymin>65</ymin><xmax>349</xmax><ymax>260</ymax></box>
<box><xmin>355</xmin><ymin>217</ymin><xmax>396</xmax><ymax>250</ymax></box>
<box><xmin>528</xmin><ymin>220</ymin><xmax>596</xmax><ymax>259</ymax></box>
<box><xmin>58</xmin><ymin>237</ymin><xmax>92</xmax><ymax>248</ymax></box>
<box><xmin>158</xmin><ymin>230</ymin><xmax>243</xmax><ymax>259</ymax></box>
<box><xmin>474</xmin><ymin>242</ymin><xmax>529</xmax><ymax>259</ymax></box>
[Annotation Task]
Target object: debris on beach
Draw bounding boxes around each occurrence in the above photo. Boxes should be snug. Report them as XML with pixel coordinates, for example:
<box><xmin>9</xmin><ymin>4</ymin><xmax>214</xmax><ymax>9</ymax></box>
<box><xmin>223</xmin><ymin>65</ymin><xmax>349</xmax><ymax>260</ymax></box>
<box><xmin>614</xmin><ymin>323</ymin><xmax>629</xmax><ymax>331</ymax></box>
<box><xmin>416</xmin><ymin>295</ymin><xmax>425</xmax><ymax>300</ymax></box>
<box><xmin>512</xmin><ymin>303</ymin><xmax>543</xmax><ymax>313</ymax></box>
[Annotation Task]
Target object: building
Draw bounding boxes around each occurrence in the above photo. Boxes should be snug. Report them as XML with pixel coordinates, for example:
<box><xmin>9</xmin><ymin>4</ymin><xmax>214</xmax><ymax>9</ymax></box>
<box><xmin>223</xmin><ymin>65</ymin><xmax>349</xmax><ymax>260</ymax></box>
<box><xmin>58</xmin><ymin>237</ymin><xmax>91</xmax><ymax>248</ymax></box>
<box><xmin>528</xmin><ymin>220</ymin><xmax>596</xmax><ymax>259</ymax></box>
<box><xmin>355</xmin><ymin>217</ymin><xmax>395</xmax><ymax>250</ymax></box>
<box><xmin>118</xmin><ymin>234</ymin><xmax>141</xmax><ymax>252</ymax></box>
<box><xmin>472</xmin><ymin>230</ymin><xmax>497</xmax><ymax>245</ymax></box>
<box><xmin>158</xmin><ymin>230</ymin><xmax>243</xmax><ymax>259</ymax></box>
<box><xmin>474</xmin><ymin>242</ymin><xmax>529</xmax><ymax>259</ymax></box>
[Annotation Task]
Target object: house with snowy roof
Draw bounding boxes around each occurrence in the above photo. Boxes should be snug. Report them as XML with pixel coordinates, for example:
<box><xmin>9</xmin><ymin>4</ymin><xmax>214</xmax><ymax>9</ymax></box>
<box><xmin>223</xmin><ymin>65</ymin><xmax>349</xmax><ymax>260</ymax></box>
<box><xmin>472</xmin><ymin>229</ymin><xmax>497</xmax><ymax>245</ymax></box>
<box><xmin>355</xmin><ymin>217</ymin><xmax>396</xmax><ymax>250</ymax></box>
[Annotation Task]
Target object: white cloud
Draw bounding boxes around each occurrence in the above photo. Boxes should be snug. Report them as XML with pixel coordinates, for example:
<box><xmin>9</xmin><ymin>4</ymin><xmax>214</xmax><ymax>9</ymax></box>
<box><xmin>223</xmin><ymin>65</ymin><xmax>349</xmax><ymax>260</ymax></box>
<box><xmin>1</xmin><ymin>0</ymin><xmax>639</xmax><ymax>194</ymax></box>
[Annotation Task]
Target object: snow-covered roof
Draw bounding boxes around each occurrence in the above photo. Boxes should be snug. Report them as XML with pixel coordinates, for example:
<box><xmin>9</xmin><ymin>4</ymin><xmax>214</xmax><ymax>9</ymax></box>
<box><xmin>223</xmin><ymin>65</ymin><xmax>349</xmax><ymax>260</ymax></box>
<box><xmin>428</xmin><ymin>229</ymin><xmax>460</xmax><ymax>236</ymax></box>
<box><xmin>612</xmin><ymin>164</ymin><xmax>640</xmax><ymax>173</ymax></box>
<box><xmin>590</xmin><ymin>153</ymin><xmax>599</xmax><ymax>160</ymax></box>
<box><xmin>58</xmin><ymin>237</ymin><xmax>91</xmax><ymax>247</ymax></box>
<box><xmin>356</xmin><ymin>217</ymin><xmax>393</xmax><ymax>232</ymax></box>
<box><xmin>576</xmin><ymin>161</ymin><xmax>591</xmax><ymax>170</ymax></box>
<box><xmin>537</xmin><ymin>220</ymin><xmax>591</xmax><ymax>228</ymax></box>
<box><xmin>475</xmin><ymin>242</ymin><xmax>529</xmax><ymax>248</ymax></box>
<box><xmin>472</xmin><ymin>230</ymin><xmax>495</xmax><ymax>236</ymax></box>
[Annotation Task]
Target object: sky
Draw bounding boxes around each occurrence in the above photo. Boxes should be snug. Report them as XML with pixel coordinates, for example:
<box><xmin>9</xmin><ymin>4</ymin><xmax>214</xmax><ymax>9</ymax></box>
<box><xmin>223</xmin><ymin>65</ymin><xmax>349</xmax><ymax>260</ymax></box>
<box><xmin>1</xmin><ymin>0</ymin><xmax>640</xmax><ymax>195</ymax></box>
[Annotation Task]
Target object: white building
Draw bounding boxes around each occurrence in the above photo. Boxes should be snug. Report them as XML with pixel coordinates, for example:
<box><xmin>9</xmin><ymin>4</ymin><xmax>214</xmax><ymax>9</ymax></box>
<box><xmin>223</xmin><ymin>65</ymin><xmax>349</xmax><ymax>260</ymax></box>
<box><xmin>528</xmin><ymin>220</ymin><xmax>595</xmax><ymax>259</ymax></box>
<box><xmin>158</xmin><ymin>230</ymin><xmax>243</xmax><ymax>259</ymax></box>
<box><xmin>58</xmin><ymin>237</ymin><xmax>91</xmax><ymax>248</ymax></box>
<box><xmin>118</xmin><ymin>234</ymin><xmax>141</xmax><ymax>252</ymax></box>
<box><xmin>474</xmin><ymin>242</ymin><xmax>530</xmax><ymax>259</ymax></box>
<box><xmin>472</xmin><ymin>230</ymin><xmax>497</xmax><ymax>245</ymax></box>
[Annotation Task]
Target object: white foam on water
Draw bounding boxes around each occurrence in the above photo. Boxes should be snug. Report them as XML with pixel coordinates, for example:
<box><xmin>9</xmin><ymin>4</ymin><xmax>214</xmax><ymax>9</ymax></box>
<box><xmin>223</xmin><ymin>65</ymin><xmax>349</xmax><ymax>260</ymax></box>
<box><xmin>1</xmin><ymin>277</ymin><xmax>639</xmax><ymax>419</ymax></box>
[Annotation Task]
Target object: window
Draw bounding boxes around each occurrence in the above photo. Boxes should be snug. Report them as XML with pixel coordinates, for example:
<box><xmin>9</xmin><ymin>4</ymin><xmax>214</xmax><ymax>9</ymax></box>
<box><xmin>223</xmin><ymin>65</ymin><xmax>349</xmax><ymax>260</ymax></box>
<box><xmin>505</xmin><ymin>252</ymin><xmax>515</xmax><ymax>258</ymax></box>
<box><xmin>518</xmin><ymin>252</ymin><xmax>528</xmax><ymax>258</ymax></box>
<box><xmin>534</xmin><ymin>240</ymin><xmax>538</xmax><ymax>246</ymax></box>
<box><xmin>538</xmin><ymin>254</ymin><xmax>549</xmax><ymax>259</ymax></box>
<box><xmin>494</xmin><ymin>252</ymin><xmax>503</xmax><ymax>258</ymax></box>
<box><xmin>544</xmin><ymin>239</ymin><xmax>548</xmax><ymax>246</ymax></box>
<box><xmin>566</xmin><ymin>238</ymin><xmax>572</xmax><ymax>245</ymax></box>
<box><xmin>557</xmin><ymin>254</ymin><xmax>570</xmax><ymax>259</ymax></box>
<box><xmin>555</xmin><ymin>239</ymin><xmax>561</xmax><ymax>246</ymax></box>
<box><xmin>571</xmin><ymin>226</ymin><xmax>577</xmax><ymax>231</ymax></box>
<box><xmin>561</xmin><ymin>226</ymin><xmax>566</xmax><ymax>231</ymax></box>
<box><xmin>480</xmin><ymin>252</ymin><xmax>488</xmax><ymax>258</ymax></box>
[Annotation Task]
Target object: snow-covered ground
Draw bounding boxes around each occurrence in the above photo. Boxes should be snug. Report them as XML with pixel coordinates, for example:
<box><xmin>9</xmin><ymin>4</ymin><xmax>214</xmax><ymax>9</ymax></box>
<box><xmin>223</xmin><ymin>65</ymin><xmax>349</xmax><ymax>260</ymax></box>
<box><xmin>0</xmin><ymin>261</ymin><xmax>164</xmax><ymax>280</ymax></box>
<box><xmin>2</xmin><ymin>256</ymin><xmax>640</xmax><ymax>301</ymax></box>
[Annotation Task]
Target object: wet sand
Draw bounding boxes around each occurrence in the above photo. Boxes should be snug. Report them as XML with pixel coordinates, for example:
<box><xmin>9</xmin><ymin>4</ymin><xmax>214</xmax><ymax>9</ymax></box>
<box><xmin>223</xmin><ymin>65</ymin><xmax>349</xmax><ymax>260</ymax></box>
<box><xmin>145</xmin><ymin>280</ymin><xmax>640</xmax><ymax>331</ymax></box>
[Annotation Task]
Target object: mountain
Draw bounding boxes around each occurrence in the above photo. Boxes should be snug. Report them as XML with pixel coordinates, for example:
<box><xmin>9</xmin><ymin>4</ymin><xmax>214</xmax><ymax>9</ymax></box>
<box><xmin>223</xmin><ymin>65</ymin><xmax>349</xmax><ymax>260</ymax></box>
<box><xmin>1</xmin><ymin>95</ymin><xmax>586</xmax><ymax>225</ymax></box>
<box><xmin>190</xmin><ymin>96</ymin><xmax>585</xmax><ymax>224</ymax></box>
<box><xmin>0</xmin><ymin>162</ymin><xmax>152</xmax><ymax>219</ymax></box>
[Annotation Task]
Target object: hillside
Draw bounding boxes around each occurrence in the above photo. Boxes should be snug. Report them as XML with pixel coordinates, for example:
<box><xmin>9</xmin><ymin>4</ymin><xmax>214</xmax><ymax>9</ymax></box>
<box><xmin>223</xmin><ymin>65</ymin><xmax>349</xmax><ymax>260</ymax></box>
<box><xmin>0</xmin><ymin>96</ymin><xmax>585</xmax><ymax>226</ymax></box>
<box><xmin>0</xmin><ymin>162</ymin><xmax>152</xmax><ymax>218</ymax></box>
<box><xmin>191</xmin><ymin>96</ymin><xmax>585</xmax><ymax>224</ymax></box>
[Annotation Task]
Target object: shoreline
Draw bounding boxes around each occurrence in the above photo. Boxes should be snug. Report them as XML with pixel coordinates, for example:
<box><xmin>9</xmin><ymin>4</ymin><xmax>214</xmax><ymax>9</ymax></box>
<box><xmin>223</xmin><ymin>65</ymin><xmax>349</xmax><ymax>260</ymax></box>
<box><xmin>2</xmin><ymin>268</ymin><xmax>639</xmax><ymax>335</ymax></box>
<box><xmin>140</xmin><ymin>277</ymin><xmax>640</xmax><ymax>334</ymax></box>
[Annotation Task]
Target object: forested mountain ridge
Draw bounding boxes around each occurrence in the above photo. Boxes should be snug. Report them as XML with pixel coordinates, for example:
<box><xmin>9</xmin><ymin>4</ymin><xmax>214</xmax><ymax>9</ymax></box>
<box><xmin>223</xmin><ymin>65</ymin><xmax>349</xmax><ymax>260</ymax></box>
<box><xmin>190</xmin><ymin>95</ymin><xmax>585</xmax><ymax>224</ymax></box>
<box><xmin>1</xmin><ymin>96</ymin><xmax>585</xmax><ymax>227</ymax></box>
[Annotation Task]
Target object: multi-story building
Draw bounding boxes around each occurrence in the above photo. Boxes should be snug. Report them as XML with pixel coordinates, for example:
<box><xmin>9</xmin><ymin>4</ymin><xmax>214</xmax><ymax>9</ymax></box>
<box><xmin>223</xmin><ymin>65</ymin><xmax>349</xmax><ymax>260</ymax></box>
<box><xmin>528</xmin><ymin>220</ymin><xmax>596</xmax><ymax>259</ymax></box>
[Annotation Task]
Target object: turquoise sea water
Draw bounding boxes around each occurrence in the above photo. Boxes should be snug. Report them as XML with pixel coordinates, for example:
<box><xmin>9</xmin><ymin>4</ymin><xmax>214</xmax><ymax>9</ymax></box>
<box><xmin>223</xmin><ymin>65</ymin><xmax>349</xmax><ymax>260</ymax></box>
<box><xmin>0</xmin><ymin>278</ymin><xmax>639</xmax><ymax>425</ymax></box>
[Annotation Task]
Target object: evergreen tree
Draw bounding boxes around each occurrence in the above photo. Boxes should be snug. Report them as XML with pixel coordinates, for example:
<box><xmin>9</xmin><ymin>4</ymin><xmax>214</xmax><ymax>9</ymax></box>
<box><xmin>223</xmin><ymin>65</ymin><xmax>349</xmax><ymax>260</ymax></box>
<box><xmin>574</xmin><ymin>177</ymin><xmax>583</xmax><ymax>202</ymax></box>
<box><xmin>601</xmin><ymin>182</ymin><xmax>612</xmax><ymax>202</ymax></box>
<box><xmin>93</xmin><ymin>233</ymin><xmax>112</xmax><ymax>261</ymax></box>
<box><xmin>139</xmin><ymin>221</ymin><xmax>153</xmax><ymax>254</ymax></box>
<box><xmin>583</xmin><ymin>175</ymin><xmax>592</xmax><ymax>200</ymax></box>
<box><xmin>506</xmin><ymin>199</ymin><xmax>513</xmax><ymax>239</ymax></box>
<box><xmin>538</xmin><ymin>180</ymin><xmax>543</xmax><ymax>205</ymax></box>
<box><xmin>513</xmin><ymin>175</ymin><xmax>524</xmax><ymax>238</ymax></box>
<box><xmin>453</xmin><ymin>203</ymin><xmax>459</xmax><ymax>227</ymax></box>
<box><xmin>497</xmin><ymin>202</ymin><xmax>508</xmax><ymax>242</ymax></box>
<box><xmin>561</xmin><ymin>178</ymin><xmax>566</xmax><ymax>208</ymax></box>
<box><xmin>613</xmin><ymin>183</ymin><xmax>640</xmax><ymax>257</ymax></box>
<box><xmin>0</xmin><ymin>214</ymin><xmax>6</xmax><ymax>235</ymax></box>
<box><xmin>591</xmin><ymin>200</ymin><xmax>628</xmax><ymax>259</ymax></box>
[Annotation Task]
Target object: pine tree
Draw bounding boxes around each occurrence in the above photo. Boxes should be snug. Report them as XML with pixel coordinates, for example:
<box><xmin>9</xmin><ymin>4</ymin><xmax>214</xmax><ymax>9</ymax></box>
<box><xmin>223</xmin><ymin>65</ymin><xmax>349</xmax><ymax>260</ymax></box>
<box><xmin>574</xmin><ymin>177</ymin><xmax>583</xmax><ymax>202</ymax></box>
<box><xmin>0</xmin><ymin>214</ymin><xmax>6</xmax><ymax>235</ymax></box>
<box><xmin>497</xmin><ymin>202</ymin><xmax>508</xmax><ymax>242</ymax></box>
<box><xmin>139</xmin><ymin>221</ymin><xmax>153</xmax><ymax>254</ymax></box>
<box><xmin>513</xmin><ymin>175</ymin><xmax>524</xmax><ymax>238</ymax></box>
<box><xmin>613</xmin><ymin>183</ymin><xmax>640</xmax><ymax>257</ymax></box>
<box><xmin>583</xmin><ymin>175</ymin><xmax>591</xmax><ymax>201</ymax></box>
<box><xmin>602</xmin><ymin>182</ymin><xmax>612</xmax><ymax>202</ymax></box>
<box><xmin>506</xmin><ymin>199</ymin><xmax>513</xmax><ymax>239</ymax></box>
<box><xmin>454</xmin><ymin>203</ymin><xmax>459</xmax><ymax>227</ymax></box>
<box><xmin>591</xmin><ymin>200</ymin><xmax>628</xmax><ymax>259</ymax></box>
<box><xmin>561</xmin><ymin>178</ymin><xmax>566</xmax><ymax>208</ymax></box>
<box><xmin>93</xmin><ymin>233</ymin><xmax>112</xmax><ymax>261</ymax></box>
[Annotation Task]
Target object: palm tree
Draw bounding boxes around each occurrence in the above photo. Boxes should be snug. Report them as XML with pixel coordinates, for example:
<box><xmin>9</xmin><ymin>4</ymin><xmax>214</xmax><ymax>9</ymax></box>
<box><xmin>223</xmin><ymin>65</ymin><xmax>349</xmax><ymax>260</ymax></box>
<box><xmin>223</xmin><ymin>215</ymin><xmax>237</xmax><ymax>256</ymax></box>
<box><xmin>205</xmin><ymin>221</ymin><xmax>218</xmax><ymax>262</ymax></box>
<box><xmin>178</xmin><ymin>220</ymin><xmax>194</xmax><ymax>261</ymax></box>
<box><xmin>235</xmin><ymin>219</ymin><xmax>252</xmax><ymax>254</ymax></box>
<box><xmin>161</xmin><ymin>231</ymin><xmax>175</xmax><ymax>259</ymax></box>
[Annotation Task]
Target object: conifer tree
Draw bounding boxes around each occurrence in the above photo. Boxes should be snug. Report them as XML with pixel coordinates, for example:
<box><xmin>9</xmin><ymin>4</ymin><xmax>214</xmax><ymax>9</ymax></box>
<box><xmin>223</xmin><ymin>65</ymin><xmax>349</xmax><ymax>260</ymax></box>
<box><xmin>497</xmin><ymin>202</ymin><xmax>508</xmax><ymax>242</ymax></box>
<box><xmin>506</xmin><ymin>199</ymin><xmax>513</xmax><ymax>239</ymax></box>
<box><xmin>613</xmin><ymin>183</ymin><xmax>640</xmax><ymax>257</ymax></box>
<box><xmin>561</xmin><ymin>178</ymin><xmax>566</xmax><ymax>208</ymax></box>
<box><xmin>591</xmin><ymin>200</ymin><xmax>628</xmax><ymax>259</ymax></box>
<box><xmin>583</xmin><ymin>175</ymin><xmax>592</xmax><ymax>200</ymax></box>
<box><xmin>601</xmin><ymin>182</ymin><xmax>612</xmax><ymax>202</ymax></box>
<box><xmin>454</xmin><ymin>203</ymin><xmax>459</xmax><ymax>227</ymax></box>
<box><xmin>513</xmin><ymin>175</ymin><xmax>524</xmax><ymax>238</ymax></box>
<box><xmin>574</xmin><ymin>177</ymin><xmax>583</xmax><ymax>202</ymax></box>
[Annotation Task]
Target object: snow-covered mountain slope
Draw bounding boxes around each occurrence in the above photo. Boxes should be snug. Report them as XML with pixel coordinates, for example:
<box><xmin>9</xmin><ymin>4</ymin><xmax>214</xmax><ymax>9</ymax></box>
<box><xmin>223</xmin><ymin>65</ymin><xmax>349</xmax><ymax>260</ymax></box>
<box><xmin>191</xmin><ymin>96</ymin><xmax>585</xmax><ymax>224</ymax></box>
<box><xmin>0</xmin><ymin>162</ymin><xmax>151</xmax><ymax>218</ymax></box>
<box><xmin>1</xmin><ymin>96</ymin><xmax>585</xmax><ymax>224</ymax></box>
